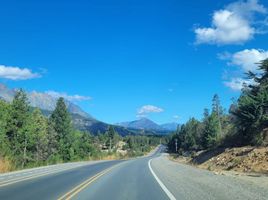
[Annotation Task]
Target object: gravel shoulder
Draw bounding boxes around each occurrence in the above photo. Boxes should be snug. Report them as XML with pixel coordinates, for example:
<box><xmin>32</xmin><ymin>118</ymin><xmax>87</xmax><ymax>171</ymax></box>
<box><xmin>151</xmin><ymin>154</ymin><xmax>268</xmax><ymax>200</ymax></box>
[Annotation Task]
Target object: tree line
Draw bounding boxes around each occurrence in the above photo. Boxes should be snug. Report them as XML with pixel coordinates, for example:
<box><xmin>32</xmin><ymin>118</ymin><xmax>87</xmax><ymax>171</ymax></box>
<box><xmin>0</xmin><ymin>91</ymin><xmax>161</xmax><ymax>171</ymax></box>
<box><xmin>168</xmin><ymin>59</ymin><xmax>268</xmax><ymax>153</ymax></box>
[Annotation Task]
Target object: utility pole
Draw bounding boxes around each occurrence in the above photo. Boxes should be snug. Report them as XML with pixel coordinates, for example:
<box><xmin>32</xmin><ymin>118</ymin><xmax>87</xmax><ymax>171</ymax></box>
<box><xmin>175</xmin><ymin>139</ymin><xmax>178</xmax><ymax>153</ymax></box>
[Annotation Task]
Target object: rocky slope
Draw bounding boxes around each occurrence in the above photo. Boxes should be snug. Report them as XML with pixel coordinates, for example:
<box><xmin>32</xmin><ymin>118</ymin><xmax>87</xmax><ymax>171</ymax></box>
<box><xmin>193</xmin><ymin>146</ymin><xmax>268</xmax><ymax>174</ymax></box>
<box><xmin>171</xmin><ymin>146</ymin><xmax>268</xmax><ymax>175</ymax></box>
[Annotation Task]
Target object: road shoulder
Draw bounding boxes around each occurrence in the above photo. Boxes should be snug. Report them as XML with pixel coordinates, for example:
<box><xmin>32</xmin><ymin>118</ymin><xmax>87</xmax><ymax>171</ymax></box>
<box><xmin>150</xmin><ymin>153</ymin><xmax>268</xmax><ymax>200</ymax></box>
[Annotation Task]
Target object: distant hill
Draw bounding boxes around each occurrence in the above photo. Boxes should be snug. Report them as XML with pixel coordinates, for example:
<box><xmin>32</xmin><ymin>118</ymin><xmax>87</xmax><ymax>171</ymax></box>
<box><xmin>118</xmin><ymin>118</ymin><xmax>162</xmax><ymax>130</ymax></box>
<box><xmin>117</xmin><ymin>118</ymin><xmax>178</xmax><ymax>133</ymax></box>
<box><xmin>160</xmin><ymin>123</ymin><xmax>179</xmax><ymax>131</ymax></box>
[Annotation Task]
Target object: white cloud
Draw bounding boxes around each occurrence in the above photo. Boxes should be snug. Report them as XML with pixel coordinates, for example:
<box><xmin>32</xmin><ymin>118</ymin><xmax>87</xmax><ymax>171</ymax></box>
<box><xmin>0</xmin><ymin>65</ymin><xmax>41</xmax><ymax>80</ymax></box>
<box><xmin>220</xmin><ymin>49</ymin><xmax>268</xmax><ymax>91</ymax></box>
<box><xmin>230</xmin><ymin>49</ymin><xmax>268</xmax><ymax>71</ymax></box>
<box><xmin>173</xmin><ymin>115</ymin><xmax>180</xmax><ymax>121</ymax></box>
<box><xmin>224</xmin><ymin>77</ymin><xmax>253</xmax><ymax>91</ymax></box>
<box><xmin>195</xmin><ymin>0</ymin><xmax>267</xmax><ymax>45</ymax></box>
<box><xmin>137</xmin><ymin>105</ymin><xmax>164</xmax><ymax>117</ymax></box>
<box><xmin>46</xmin><ymin>91</ymin><xmax>92</xmax><ymax>102</ymax></box>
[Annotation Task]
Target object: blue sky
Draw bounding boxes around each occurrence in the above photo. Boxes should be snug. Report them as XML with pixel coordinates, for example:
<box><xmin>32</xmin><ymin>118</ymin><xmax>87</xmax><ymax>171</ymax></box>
<box><xmin>0</xmin><ymin>0</ymin><xmax>268</xmax><ymax>124</ymax></box>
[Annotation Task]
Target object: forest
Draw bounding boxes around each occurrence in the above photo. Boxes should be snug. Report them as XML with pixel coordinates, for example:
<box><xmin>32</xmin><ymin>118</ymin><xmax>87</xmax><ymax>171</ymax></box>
<box><xmin>168</xmin><ymin>59</ymin><xmax>268</xmax><ymax>153</ymax></box>
<box><xmin>0</xmin><ymin>92</ymin><xmax>161</xmax><ymax>171</ymax></box>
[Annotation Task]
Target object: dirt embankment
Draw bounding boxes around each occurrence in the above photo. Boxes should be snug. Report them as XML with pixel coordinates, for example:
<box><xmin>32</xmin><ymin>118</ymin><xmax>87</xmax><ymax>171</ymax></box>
<box><xmin>170</xmin><ymin>146</ymin><xmax>268</xmax><ymax>175</ymax></box>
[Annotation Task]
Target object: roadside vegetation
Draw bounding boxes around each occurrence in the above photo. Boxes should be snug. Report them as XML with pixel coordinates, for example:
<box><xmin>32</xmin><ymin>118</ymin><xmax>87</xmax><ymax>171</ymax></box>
<box><xmin>168</xmin><ymin>59</ymin><xmax>268</xmax><ymax>173</ymax></box>
<box><xmin>0</xmin><ymin>92</ymin><xmax>161</xmax><ymax>172</ymax></box>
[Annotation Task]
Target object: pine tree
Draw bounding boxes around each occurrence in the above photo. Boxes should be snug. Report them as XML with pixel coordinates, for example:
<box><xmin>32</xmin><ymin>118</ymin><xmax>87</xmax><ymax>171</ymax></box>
<box><xmin>203</xmin><ymin>112</ymin><xmax>220</xmax><ymax>149</ymax></box>
<box><xmin>107</xmin><ymin>126</ymin><xmax>118</xmax><ymax>151</ymax></box>
<box><xmin>50</xmin><ymin>97</ymin><xmax>73</xmax><ymax>161</ymax></box>
<box><xmin>0</xmin><ymin>100</ymin><xmax>10</xmax><ymax>156</ymax></box>
<box><xmin>212</xmin><ymin>94</ymin><xmax>223</xmax><ymax>135</ymax></box>
<box><xmin>232</xmin><ymin>59</ymin><xmax>268</xmax><ymax>145</ymax></box>
<box><xmin>6</xmin><ymin>89</ymin><xmax>32</xmax><ymax>167</ymax></box>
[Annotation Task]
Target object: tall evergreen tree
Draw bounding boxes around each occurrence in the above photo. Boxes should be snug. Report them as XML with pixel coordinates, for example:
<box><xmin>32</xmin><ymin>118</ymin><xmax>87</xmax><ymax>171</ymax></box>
<box><xmin>6</xmin><ymin>89</ymin><xmax>32</xmax><ymax>167</ymax></box>
<box><xmin>212</xmin><ymin>94</ymin><xmax>223</xmax><ymax>135</ymax></box>
<box><xmin>232</xmin><ymin>59</ymin><xmax>268</xmax><ymax>145</ymax></box>
<box><xmin>50</xmin><ymin>97</ymin><xmax>73</xmax><ymax>161</ymax></box>
<box><xmin>0</xmin><ymin>100</ymin><xmax>10</xmax><ymax>156</ymax></box>
<box><xmin>203</xmin><ymin>112</ymin><xmax>220</xmax><ymax>148</ymax></box>
<box><xmin>106</xmin><ymin>126</ymin><xmax>119</xmax><ymax>151</ymax></box>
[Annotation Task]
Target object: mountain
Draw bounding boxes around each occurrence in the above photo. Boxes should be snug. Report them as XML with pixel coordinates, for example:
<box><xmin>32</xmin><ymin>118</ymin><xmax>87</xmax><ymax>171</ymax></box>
<box><xmin>160</xmin><ymin>123</ymin><xmax>179</xmax><ymax>131</ymax></box>
<box><xmin>0</xmin><ymin>83</ymin><xmax>91</xmax><ymax>118</ymax></box>
<box><xmin>117</xmin><ymin>118</ymin><xmax>162</xmax><ymax>131</ymax></box>
<box><xmin>117</xmin><ymin>118</ymin><xmax>178</xmax><ymax>133</ymax></box>
<box><xmin>0</xmin><ymin>84</ymin><xmax>157</xmax><ymax>136</ymax></box>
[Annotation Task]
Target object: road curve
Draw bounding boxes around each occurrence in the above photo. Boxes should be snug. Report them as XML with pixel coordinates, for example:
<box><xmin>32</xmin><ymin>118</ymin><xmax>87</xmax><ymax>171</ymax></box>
<box><xmin>73</xmin><ymin>147</ymin><xmax>169</xmax><ymax>200</ymax></box>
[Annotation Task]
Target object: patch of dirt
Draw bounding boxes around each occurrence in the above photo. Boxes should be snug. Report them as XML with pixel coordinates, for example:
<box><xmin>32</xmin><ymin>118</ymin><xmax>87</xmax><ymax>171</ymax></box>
<box><xmin>168</xmin><ymin>154</ymin><xmax>192</xmax><ymax>164</ymax></box>
<box><xmin>192</xmin><ymin>146</ymin><xmax>268</xmax><ymax>174</ymax></box>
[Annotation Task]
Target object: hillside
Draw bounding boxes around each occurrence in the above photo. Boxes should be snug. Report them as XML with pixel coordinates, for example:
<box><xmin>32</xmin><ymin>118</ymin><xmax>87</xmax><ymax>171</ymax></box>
<box><xmin>170</xmin><ymin>146</ymin><xmax>268</xmax><ymax>175</ymax></box>
<box><xmin>192</xmin><ymin>146</ymin><xmax>268</xmax><ymax>174</ymax></box>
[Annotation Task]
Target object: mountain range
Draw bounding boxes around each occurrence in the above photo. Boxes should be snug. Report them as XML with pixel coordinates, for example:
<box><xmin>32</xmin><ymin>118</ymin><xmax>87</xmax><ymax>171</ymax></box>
<box><xmin>117</xmin><ymin>118</ymin><xmax>178</xmax><ymax>132</ymax></box>
<box><xmin>0</xmin><ymin>84</ymin><xmax>177</xmax><ymax>135</ymax></box>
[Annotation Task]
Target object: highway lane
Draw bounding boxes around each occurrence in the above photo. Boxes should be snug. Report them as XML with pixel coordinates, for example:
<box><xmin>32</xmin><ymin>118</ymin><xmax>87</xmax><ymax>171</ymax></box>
<box><xmin>73</xmin><ymin>146</ymin><xmax>169</xmax><ymax>200</ymax></box>
<box><xmin>0</xmin><ymin>160</ymin><xmax>124</xmax><ymax>200</ymax></box>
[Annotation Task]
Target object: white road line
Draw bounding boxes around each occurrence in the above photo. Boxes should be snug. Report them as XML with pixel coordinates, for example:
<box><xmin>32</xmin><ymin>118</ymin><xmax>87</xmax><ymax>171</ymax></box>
<box><xmin>148</xmin><ymin>159</ymin><xmax>176</xmax><ymax>200</ymax></box>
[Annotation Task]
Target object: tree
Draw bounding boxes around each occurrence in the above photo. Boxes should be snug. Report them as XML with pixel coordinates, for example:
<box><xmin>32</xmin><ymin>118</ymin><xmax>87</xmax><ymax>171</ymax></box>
<box><xmin>0</xmin><ymin>100</ymin><xmax>10</xmax><ymax>156</ymax></box>
<box><xmin>212</xmin><ymin>94</ymin><xmax>223</xmax><ymax>117</ymax></box>
<box><xmin>50</xmin><ymin>97</ymin><xmax>73</xmax><ymax>161</ymax></box>
<box><xmin>6</xmin><ymin>89</ymin><xmax>33</xmax><ymax>167</ymax></box>
<box><xmin>212</xmin><ymin>94</ymin><xmax>223</xmax><ymax>135</ymax></box>
<box><xmin>232</xmin><ymin>59</ymin><xmax>268</xmax><ymax>145</ymax></box>
<box><xmin>106</xmin><ymin>126</ymin><xmax>119</xmax><ymax>151</ymax></box>
<box><xmin>182</xmin><ymin>118</ymin><xmax>200</xmax><ymax>150</ymax></box>
<box><xmin>203</xmin><ymin>112</ymin><xmax>220</xmax><ymax>148</ymax></box>
<box><xmin>46</xmin><ymin>118</ymin><xmax>59</xmax><ymax>162</ymax></box>
<box><xmin>29</xmin><ymin>109</ymin><xmax>49</xmax><ymax>163</ymax></box>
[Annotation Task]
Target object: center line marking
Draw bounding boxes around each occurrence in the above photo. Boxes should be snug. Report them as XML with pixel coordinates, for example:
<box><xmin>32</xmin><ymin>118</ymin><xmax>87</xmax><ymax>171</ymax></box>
<box><xmin>148</xmin><ymin>159</ymin><xmax>176</xmax><ymax>200</ymax></box>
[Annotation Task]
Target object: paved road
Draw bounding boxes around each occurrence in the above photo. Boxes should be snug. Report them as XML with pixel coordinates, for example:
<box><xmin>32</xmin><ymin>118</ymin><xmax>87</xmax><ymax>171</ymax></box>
<box><xmin>151</xmin><ymin>154</ymin><xmax>268</xmax><ymax>200</ymax></box>
<box><xmin>1</xmin><ymin>146</ymin><xmax>267</xmax><ymax>200</ymax></box>
<box><xmin>0</xmin><ymin>160</ymin><xmax>124</xmax><ymax>200</ymax></box>
<box><xmin>73</xmin><ymin>147</ymin><xmax>169</xmax><ymax>200</ymax></box>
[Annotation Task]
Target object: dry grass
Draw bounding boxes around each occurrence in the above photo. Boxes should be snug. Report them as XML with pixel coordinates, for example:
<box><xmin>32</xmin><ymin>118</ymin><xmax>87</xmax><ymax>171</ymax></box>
<box><xmin>0</xmin><ymin>157</ymin><xmax>12</xmax><ymax>173</ymax></box>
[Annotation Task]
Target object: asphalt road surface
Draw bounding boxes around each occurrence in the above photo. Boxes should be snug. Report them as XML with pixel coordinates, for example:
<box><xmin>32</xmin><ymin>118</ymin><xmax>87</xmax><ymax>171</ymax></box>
<box><xmin>0</xmin><ymin>146</ymin><xmax>267</xmax><ymax>200</ymax></box>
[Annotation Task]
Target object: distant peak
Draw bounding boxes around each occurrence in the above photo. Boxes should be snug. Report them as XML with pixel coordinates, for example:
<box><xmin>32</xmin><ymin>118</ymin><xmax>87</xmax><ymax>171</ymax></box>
<box><xmin>0</xmin><ymin>83</ymin><xmax>7</xmax><ymax>90</ymax></box>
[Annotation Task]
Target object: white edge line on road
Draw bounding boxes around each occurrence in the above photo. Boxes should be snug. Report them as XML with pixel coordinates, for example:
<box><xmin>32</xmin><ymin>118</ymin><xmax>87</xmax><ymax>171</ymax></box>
<box><xmin>148</xmin><ymin>159</ymin><xmax>176</xmax><ymax>200</ymax></box>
